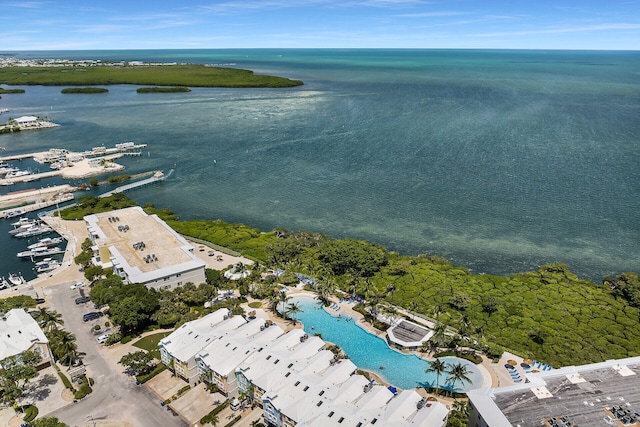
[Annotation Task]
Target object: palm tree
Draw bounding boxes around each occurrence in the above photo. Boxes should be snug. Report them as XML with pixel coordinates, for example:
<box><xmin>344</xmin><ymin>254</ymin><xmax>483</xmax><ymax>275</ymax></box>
<box><xmin>408</xmin><ymin>301</ymin><xmax>418</xmax><ymax>320</ymax></box>
<box><xmin>425</xmin><ymin>358</ymin><xmax>447</xmax><ymax>396</ymax></box>
<box><xmin>48</xmin><ymin>329</ymin><xmax>82</xmax><ymax>365</ymax></box>
<box><xmin>431</xmin><ymin>322</ymin><xmax>447</xmax><ymax>353</ymax></box>
<box><xmin>32</xmin><ymin>307</ymin><xmax>64</xmax><ymax>333</ymax></box>
<box><xmin>445</xmin><ymin>362</ymin><xmax>472</xmax><ymax>392</ymax></box>
<box><xmin>285</xmin><ymin>301</ymin><xmax>303</xmax><ymax>325</ymax></box>
<box><xmin>452</xmin><ymin>400</ymin><xmax>469</xmax><ymax>415</ymax></box>
<box><xmin>278</xmin><ymin>292</ymin><xmax>291</xmax><ymax>317</ymax></box>
<box><xmin>386</xmin><ymin>283</ymin><xmax>397</xmax><ymax>299</ymax></box>
<box><xmin>432</xmin><ymin>303</ymin><xmax>443</xmax><ymax>320</ymax></box>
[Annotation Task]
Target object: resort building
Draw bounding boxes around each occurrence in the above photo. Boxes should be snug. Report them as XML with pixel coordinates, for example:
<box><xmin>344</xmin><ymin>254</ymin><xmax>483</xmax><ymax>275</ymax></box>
<box><xmin>0</xmin><ymin>309</ymin><xmax>53</xmax><ymax>369</ymax></box>
<box><xmin>159</xmin><ymin>308</ymin><xmax>246</xmax><ymax>385</ymax></box>
<box><xmin>84</xmin><ymin>206</ymin><xmax>206</xmax><ymax>290</ymax></box>
<box><xmin>13</xmin><ymin>116</ymin><xmax>39</xmax><ymax>127</ymax></box>
<box><xmin>168</xmin><ymin>310</ymin><xmax>450</xmax><ymax>427</ymax></box>
<box><xmin>387</xmin><ymin>319</ymin><xmax>434</xmax><ymax>349</ymax></box>
<box><xmin>195</xmin><ymin>317</ymin><xmax>285</xmax><ymax>396</ymax></box>
<box><xmin>466</xmin><ymin>356</ymin><xmax>640</xmax><ymax>427</ymax></box>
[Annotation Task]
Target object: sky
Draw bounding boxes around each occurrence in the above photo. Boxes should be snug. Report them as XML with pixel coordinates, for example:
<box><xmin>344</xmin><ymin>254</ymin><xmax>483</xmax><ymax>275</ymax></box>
<box><xmin>1</xmin><ymin>0</ymin><xmax>639</xmax><ymax>51</ymax></box>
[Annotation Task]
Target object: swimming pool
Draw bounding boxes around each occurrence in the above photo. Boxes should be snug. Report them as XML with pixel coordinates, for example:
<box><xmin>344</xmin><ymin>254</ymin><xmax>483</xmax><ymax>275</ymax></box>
<box><xmin>290</xmin><ymin>296</ymin><xmax>482</xmax><ymax>392</ymax></box>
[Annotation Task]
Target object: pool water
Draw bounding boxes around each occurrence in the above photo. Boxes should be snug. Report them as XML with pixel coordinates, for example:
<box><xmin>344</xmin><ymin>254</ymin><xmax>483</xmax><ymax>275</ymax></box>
<box><xmin>290</xmin><ymin>296</ymin><xmax>482</xmax><ymax>391</ymax></box>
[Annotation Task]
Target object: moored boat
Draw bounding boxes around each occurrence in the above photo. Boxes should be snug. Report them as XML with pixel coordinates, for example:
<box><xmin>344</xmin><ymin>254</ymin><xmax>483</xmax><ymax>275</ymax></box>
<box><xmin>14</xmin><ymin>224</ymin><xmax>53</xmax><ymax>238</ymax></box>
<box><xmin>8</xmin><ymin>273</ymin><xmax>26</xmax><ymax>286</ymax></box>
<box><xmin>27</xmin><ymin>237</ymin><xmax>64</xmax><ymax>250</ymax></box>
<box><xmin>17</xmin><ymin>246</ymin><xmax>64</xmax><ymax>258</ymax></box>
<box><xmin>35</xmin><ymin>258</ymin><xmax>61</xmax><ymax>273</ymax></box>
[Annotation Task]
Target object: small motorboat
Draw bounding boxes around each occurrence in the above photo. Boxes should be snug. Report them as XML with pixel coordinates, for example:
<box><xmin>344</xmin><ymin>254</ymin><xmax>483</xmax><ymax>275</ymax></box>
<box><xmin>8</xmin><ymin>273</ymin><xmax>26</xmax><ymax>286</ymax></box>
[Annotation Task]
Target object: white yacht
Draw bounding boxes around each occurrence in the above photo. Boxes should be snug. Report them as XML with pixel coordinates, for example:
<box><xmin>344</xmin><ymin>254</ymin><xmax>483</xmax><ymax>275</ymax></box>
<box><xmin>27</xmin><ymin>237</ymin><xmax>65</xmax><ymax>250</ymax></box>
<box><xmin>35</xmin><ymin>258</ymin><xmax>61</xmax><ymax>273</ymax></box>
<box><xmin>8</xmin><ymin>273</ymin><xmax>26</xmax><ymax>286</ymax></box>
<box><xmin>14</xmin><ymin>224</ymin><xmax>53</xmax><ymax>238</ymax></box>
<box><xmin>17</xmin><ymin>246</ymin><xmax>64</xmax><ymax>258</ymax></box>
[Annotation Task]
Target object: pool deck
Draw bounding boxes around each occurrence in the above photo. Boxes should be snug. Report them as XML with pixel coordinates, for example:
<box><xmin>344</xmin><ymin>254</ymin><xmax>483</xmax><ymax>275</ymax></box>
<box><xmin>247</xmin><ymin>287</ymin><xmax>510</xmax><ymax>407</ymax></box>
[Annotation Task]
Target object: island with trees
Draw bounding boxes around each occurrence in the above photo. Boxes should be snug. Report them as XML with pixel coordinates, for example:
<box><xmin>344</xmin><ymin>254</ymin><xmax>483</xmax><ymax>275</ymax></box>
<box><xmin>61</xmin><ymin>87</ymin><xmax>108</xmax><ymax>94</ymax></box>
<box><xmin>0</xmin><ymin>63</ymin><xmax>303</xmax><ymax>88</ymax></box>
<box><xmin>137</xmin><ymin>86</ymin><xmax>191</xmax><ymax>93</ymax></box>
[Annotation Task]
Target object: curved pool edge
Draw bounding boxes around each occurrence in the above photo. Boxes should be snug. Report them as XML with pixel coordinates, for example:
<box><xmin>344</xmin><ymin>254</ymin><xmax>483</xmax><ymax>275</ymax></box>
<box><xmin>288</xmin><ymin>293</ymin><xmax>486</xmax><ymax>392</ymax></box>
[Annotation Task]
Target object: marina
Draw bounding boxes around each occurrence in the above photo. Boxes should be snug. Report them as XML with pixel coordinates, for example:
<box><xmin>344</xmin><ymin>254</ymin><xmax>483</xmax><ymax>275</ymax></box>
<box><xmin>0</xmin><ymin>192</ymin><xmax>75</xmax><ymax>219</ymax></box>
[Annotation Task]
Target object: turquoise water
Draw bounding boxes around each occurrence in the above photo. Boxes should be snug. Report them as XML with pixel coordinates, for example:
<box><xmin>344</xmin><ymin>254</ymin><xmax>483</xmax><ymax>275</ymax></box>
<box><xmin>289</xmin><ymin>296</ymin><xmax>482</xmax><ymax>391</ymax></box>
<box><xmin>1</xmin><ymin>49</ymin><xmax>639</xmax><ymax>280</ymax></box>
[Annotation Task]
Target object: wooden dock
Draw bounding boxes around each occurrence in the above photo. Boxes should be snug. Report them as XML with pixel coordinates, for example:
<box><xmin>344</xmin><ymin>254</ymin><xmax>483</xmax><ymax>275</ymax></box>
<box><xmin>0</xmin><ymin>193</ymin><xmax>75</xmax><ymax>219</ymax></box>
<box><xmin>100</xmin><ymin>169</ymin><xmax>173</xmax><ymax>197</ymax></box>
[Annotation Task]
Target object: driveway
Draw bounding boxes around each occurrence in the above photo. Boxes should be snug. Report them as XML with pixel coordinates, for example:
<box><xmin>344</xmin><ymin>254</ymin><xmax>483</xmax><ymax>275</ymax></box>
<box><xmin>44</xmin><ymin>281</ymin><xmax>187</xmax><ymax>427</ymax></box>
<box><xmin>168</xmin><ymin>383</ymin><xmax>225</xmax><ymax>424</ymax></box>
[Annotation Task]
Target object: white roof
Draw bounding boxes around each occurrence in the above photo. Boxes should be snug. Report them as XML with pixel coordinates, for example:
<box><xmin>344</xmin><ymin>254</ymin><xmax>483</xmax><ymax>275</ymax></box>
<box><xmin>159</xmin><ymin>309</ymin><xmax>248</xmax><ymax>363</ymax></box>
<box><xmin>85</xmin><ymin>206</ymin><xmax>206</xmax><ymax>285</ymax></box>
<box><xmin>0</xmin><ymin>309</ymin><xmax>48</xmax><ymax>361</ymax></box>
<box><xmin>172</xmin><ymin>311</ymin><xmax>450</xmax><ymax>427</ymax></box>
<box><xmin>15</xmin><ymin>116</ymin><xmax>38</xmax><ymax>123</ymax></box>
<box><xmin>387</xmin><ymin>320</ymin><xmax>434</xmax><ymax>348</ymax></box>
<box><xmin>197</xmin><ymin>318</ymin><xmax>285</xmax><ymax>377</ymax></box>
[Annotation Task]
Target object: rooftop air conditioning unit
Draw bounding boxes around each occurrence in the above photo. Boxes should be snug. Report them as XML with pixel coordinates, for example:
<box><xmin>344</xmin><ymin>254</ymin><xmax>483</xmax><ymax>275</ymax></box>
<box><xmin>417</xmin><ymin>397</ymin><xmax>427</xmax><ymax>409</ymax></box>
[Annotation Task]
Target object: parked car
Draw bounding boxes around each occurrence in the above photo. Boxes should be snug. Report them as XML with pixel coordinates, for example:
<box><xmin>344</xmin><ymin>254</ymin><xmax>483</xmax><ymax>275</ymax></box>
<box><xmin>70</xmin><ymin>282</ymin><xmax>85</xmax><ymax>290</ymax></box>
<box><xmin>96</xmin><ymin>333</ymin><xmax>111</xmax><ymax>344</ymax></box>
<box><xmin>35</xmin><ymin>298</ymin><xmax>45</xmax><ymax>304</ymax></box>
<box><xmin>82</xmin><ymin>312</ymin><xmax>103</xmax><ymax>322</ymax></box>
<box><xmin>75</xmin><ymin>296</ymin><xmax>91</xmax><ymax>304</ymax></box>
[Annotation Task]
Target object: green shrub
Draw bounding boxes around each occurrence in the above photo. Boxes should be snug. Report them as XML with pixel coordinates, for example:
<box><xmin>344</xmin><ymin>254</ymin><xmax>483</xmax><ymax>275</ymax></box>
<box><xmin>23</xmin><ymin>405</ymin><xmax>38</xmax><ymax>422</ymax></box>
<box><xmin>73</xmin><ymin>375</ymin><xmax>93</xmax><ymax>399</ymax></box>
<box><xmin>200</xmin><ymin>401</ymin><xmax>229</xmax><ymax>424</ymax></box>
<box><xmin>248</xmin><ymin>302</ymin><xmax>262</xmax><ymax>308</ymax></box>
<box><xmin>121</xmin><ymin>335</ymin><xmax>133</xmax><ymax>344</ymax></box>
<box><xmin>105</xmin><ymin>333</ymin><xmax>122</xmax><ymax>346</ymax></box>
<box><xmin>224</xmin><ymin>415</ymin><xmax>242</xmax><ymax>427</ymax></box>
<box><xmin>177</xmin><ymin>385</ymin><xmax>191</xmax><ymax>396</ymax></box>
<box><xmin>55</xmin><ymin>368</ymin><xmax>73</xmax><ymax>391</ymax></box>
<box><xmin>433</xmin><ymin>351</ymin><xmax>482</xmax><ymax>365</ymax></box>
<box><xmin>136</xmin><ymin>363</ymin><xmax>166</xmax><ymax>384</ymax></box>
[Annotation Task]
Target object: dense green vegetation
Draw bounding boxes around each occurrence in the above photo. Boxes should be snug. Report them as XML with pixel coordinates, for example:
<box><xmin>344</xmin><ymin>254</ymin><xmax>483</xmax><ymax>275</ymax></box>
<box><xmin>0</xmin><ymin>88</ymin><xmax>25</xmax><ymax>94</ymax></box>
<box><xmin>0</xmin><ymin>64</ymin><xmax>303</xmax><ymax>88</ymax></box>
<box><xmin>0</xmin><ymin>350</ymin><xmax>41</xmax><ymax>405</ymax></box>
<box><xmin>60</xmin><ymin>195</ymin><xmax>640</xmax><ymax>367</ymax></box>
<box><xmin>107</xmin><ymin>174</ymin><xmax>131</xmax><ymax>183</ymax></box>
<box><xmin>60</xmin><ymin>193</ymin><xmax>136</xmax><ymax>220</ymax></box>
<box><xmin>137</xmin><ymin>86</ymin><xmax>191</xmax><ymax>93</ymax></box>
<box><xmin>146</xmin><ymin>205</ymin><xmax>278</xmax><ymax>261</ymax></box>
<box><xmin>29</xmin><ymin>417</ymin><xmax>69</xmax><ymax>427</ymax></box>
<box><xmin>61</xmin><ymin>87</ymin><xmax>108</xmax><ymax>94</ymax></box>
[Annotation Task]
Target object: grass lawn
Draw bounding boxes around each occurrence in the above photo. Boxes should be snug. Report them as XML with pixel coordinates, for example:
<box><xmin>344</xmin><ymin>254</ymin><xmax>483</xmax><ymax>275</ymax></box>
<box><xmin>132</xmin><ymin>331</ymin><xmax>172</xmax><ymax>359</ymax></box>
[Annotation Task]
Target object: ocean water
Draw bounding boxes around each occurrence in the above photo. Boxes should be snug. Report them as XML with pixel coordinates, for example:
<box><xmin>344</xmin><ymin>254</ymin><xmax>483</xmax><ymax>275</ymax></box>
<box><xmin>1</xmin><ymin>49</ymin><xmax>639</xmax><ymax>281</ymax></box>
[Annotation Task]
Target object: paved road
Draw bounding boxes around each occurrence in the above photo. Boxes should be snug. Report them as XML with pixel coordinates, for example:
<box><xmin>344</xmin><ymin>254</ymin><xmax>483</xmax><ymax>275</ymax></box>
<box><xmin>46</xmin><ymin>281</ymin><xmax>187</xmax><ymax>427</ymax></box>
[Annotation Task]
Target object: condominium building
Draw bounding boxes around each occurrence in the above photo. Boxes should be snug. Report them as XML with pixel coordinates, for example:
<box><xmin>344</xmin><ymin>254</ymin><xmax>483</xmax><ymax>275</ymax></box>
<box><xmin>84</xmin><ymin>206</ymin><xmax>206</xmax><ymax>290</ymax></box>
<box><xmin>159</xmin><ymin>308</ymin><xmax>246</xmax><ymax>384</ymax></box>
<box><xmin>166</xmin><ymin>309</ymin><xmax>450</xmax><ymax>427</ymax></box>
<box><xmin>0</xmin><ymin>309</ymin><xmax>53</xmax><ymax>369</ymax></box>
<box><xmin>467</xmin><ymin>356</ymin><xmax>640</xmax><ymax>427</ymax></box>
